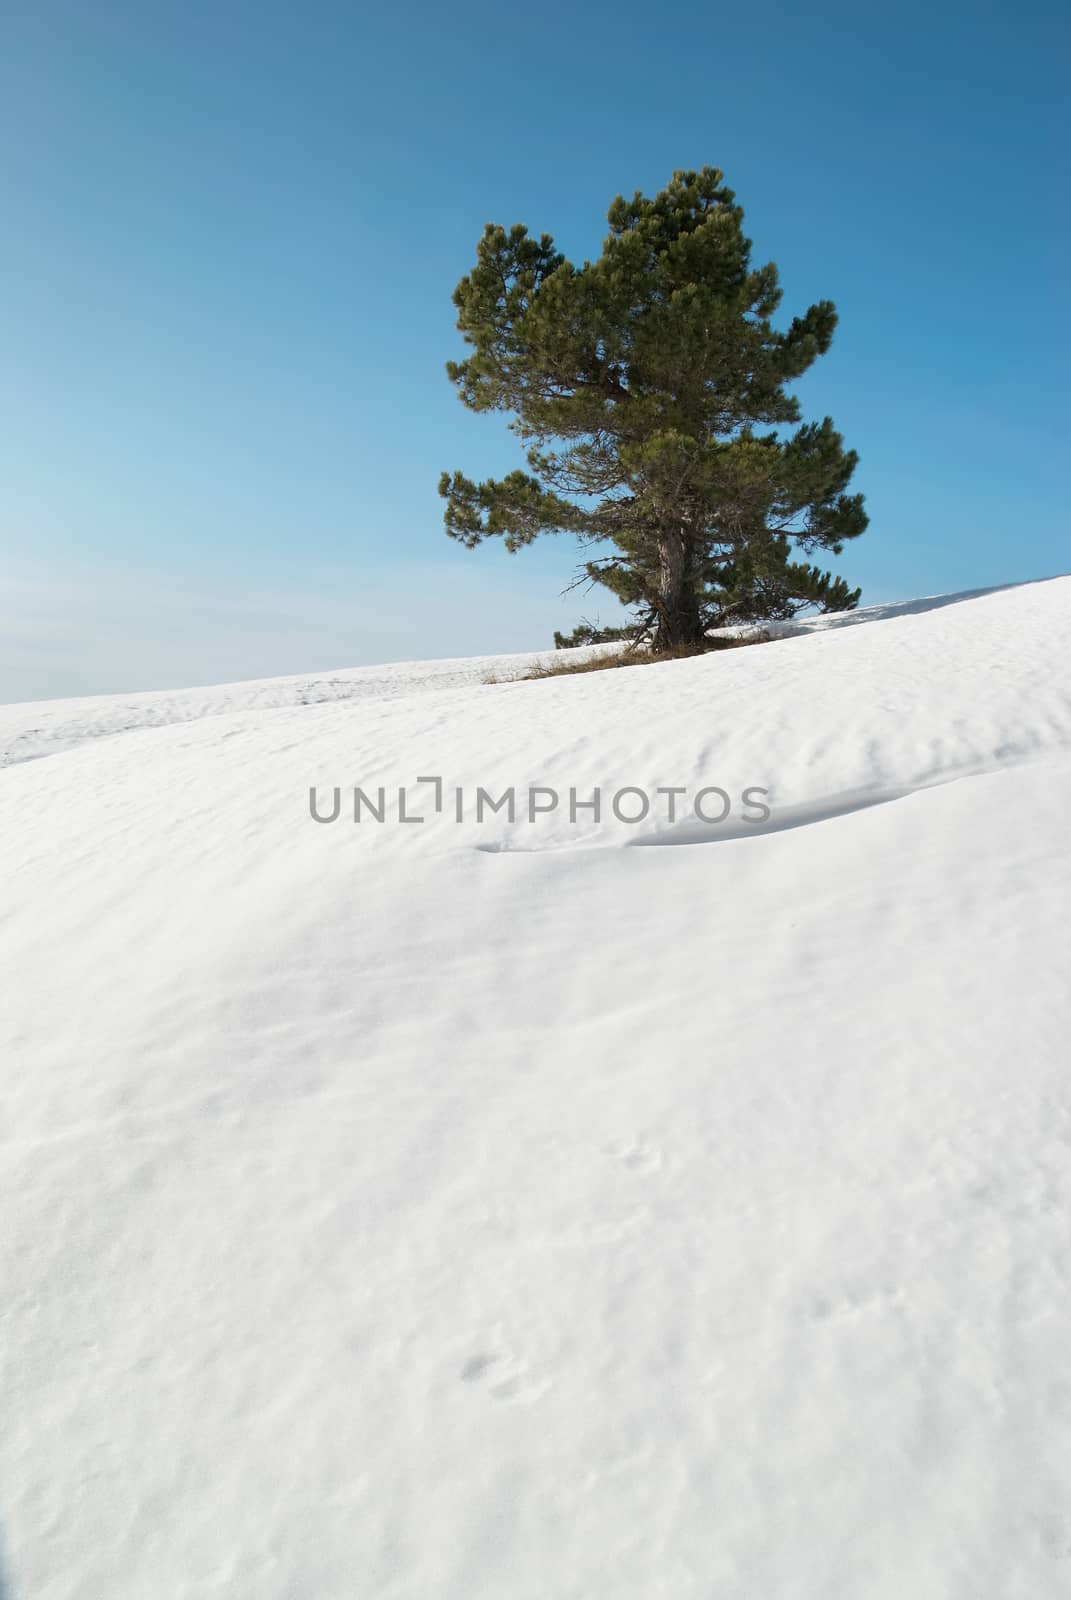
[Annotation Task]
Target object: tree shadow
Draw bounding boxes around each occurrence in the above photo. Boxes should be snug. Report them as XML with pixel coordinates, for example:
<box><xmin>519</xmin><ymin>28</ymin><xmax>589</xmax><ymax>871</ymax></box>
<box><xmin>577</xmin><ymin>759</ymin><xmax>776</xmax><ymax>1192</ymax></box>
<box><xmin>765</xmin><ymin>576</ymin><xmax>1061</xmax><ymax>639</ymax></box>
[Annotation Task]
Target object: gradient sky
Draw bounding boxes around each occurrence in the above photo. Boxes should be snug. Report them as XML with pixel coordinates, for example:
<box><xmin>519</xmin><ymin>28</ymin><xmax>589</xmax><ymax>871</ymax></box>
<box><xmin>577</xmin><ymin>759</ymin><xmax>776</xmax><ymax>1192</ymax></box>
<box><xmin>1</xmin><ymin>0</ymin><xmax>1067</xmax><ymax>702</ymax></box>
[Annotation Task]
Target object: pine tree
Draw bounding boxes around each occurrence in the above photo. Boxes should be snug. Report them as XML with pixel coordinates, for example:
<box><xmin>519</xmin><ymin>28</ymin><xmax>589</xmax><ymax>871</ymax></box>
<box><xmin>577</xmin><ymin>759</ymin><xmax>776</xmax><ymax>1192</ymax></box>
<box><xmin>440</xmin><ymin>167</ymin><xmax>867</xmax><ymax>652</ymax></box>
<box><xmin>552</xmin><ymin>619</ymin><xmax>636</xmax><ymax>651</ymax></box>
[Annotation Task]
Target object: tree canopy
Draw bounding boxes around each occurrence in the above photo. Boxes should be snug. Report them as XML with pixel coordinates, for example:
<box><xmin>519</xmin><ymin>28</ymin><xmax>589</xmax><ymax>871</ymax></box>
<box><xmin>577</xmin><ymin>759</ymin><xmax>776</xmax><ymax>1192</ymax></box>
<box><xmin>440</xmin><ymin>167</ymin><xmax>867</xmax><ymax>651</ymax></box>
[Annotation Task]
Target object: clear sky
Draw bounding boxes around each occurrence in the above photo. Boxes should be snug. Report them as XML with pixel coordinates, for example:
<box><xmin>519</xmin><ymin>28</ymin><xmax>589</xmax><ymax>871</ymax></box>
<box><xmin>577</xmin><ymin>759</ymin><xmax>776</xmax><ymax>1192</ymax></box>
<box><xmin>1</xmin><ymin>0</ymin><xmax>1067</xmax><ymax>702</ymax></box>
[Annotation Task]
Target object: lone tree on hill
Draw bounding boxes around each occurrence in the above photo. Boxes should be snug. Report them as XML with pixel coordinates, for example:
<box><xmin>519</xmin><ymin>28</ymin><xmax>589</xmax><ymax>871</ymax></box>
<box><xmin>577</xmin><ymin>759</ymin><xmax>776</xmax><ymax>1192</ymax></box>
<box><xmin>440</xmin><ymin>167</ymin><xmax>867</xmax><ymax>652</ymax></box>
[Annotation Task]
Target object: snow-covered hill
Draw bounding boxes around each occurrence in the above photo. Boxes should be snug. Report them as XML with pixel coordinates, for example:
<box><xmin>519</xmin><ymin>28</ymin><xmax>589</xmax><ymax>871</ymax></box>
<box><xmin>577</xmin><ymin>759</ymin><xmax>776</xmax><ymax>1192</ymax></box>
<box><xmin>3</xmin><ymin>578</ymin><xmax>1071</xmax><ymax>1598</ymax></box>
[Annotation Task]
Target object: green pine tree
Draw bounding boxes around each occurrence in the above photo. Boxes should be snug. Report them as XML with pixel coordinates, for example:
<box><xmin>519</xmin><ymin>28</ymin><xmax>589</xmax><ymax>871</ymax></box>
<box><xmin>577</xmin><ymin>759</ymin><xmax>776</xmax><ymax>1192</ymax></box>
<box><xmin>440</xmin><ymin>167</ymin><xmax>868</xmax><ymax>651</ymax></box>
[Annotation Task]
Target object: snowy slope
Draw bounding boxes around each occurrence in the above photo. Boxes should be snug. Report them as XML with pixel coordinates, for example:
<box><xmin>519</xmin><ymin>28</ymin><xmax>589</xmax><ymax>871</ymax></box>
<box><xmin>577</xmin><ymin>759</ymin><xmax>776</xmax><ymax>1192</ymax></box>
<box><xmin>0</xmin><ymin>583</ymin><xmax>1021</xmax><ymax>772</ymax></box>
<box><xmin>2</xmin><ymin>578</ymin><xmax>1071</xmax><ymax>1598</ymax></box>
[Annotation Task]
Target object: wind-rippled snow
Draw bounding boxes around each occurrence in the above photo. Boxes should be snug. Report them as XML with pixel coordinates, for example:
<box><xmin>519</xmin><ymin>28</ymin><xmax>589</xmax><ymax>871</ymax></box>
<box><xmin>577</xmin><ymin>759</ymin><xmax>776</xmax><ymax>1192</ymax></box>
<box><xmin>2</xmin><ymin>579</ymin><xmax>1070</xmax><ymax>1598</ymax></box>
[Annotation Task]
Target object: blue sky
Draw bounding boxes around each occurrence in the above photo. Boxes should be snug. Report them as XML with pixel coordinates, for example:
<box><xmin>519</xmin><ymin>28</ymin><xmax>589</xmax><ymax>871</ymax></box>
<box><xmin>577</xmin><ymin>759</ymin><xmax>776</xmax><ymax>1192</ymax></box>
<box><xmin>1</xmin><ymin>0</ymin><xmax>1067</xmax><ymax>701</ymax></box>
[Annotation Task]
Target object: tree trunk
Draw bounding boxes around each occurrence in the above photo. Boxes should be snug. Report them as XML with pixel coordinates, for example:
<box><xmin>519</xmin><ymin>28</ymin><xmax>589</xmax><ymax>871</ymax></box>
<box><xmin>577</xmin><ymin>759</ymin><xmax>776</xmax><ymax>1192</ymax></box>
<box><xmin>652</xmin><ymin>530</ymin><xmax>704</xmax><ymax>652</ymax></box>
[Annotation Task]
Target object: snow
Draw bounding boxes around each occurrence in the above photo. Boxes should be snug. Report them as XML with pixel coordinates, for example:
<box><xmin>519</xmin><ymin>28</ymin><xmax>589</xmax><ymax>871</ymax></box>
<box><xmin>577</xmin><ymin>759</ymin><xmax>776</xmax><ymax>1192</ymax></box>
<box><xmin>0</xmin><ymin>582</ymin><xmax>1024</xmax><ymax>772</ymax></box>
<box><xmin>2</xmin><ymin>577</ymin><xmax>1071</xmax><ymax>1597</ymax></box>
<box><xmin>0</xmin><ymin>642</ymin><xmax>641</xmax><ymax>771</ymax></box>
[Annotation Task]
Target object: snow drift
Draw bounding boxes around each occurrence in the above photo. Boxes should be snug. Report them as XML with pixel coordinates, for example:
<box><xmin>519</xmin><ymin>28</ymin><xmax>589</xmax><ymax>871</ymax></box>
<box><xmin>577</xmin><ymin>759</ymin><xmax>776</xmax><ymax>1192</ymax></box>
<box><xmin>2</xmin><ymin>579</ymin><xmax>1071</xmax><ymax>1598</ymax></box>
